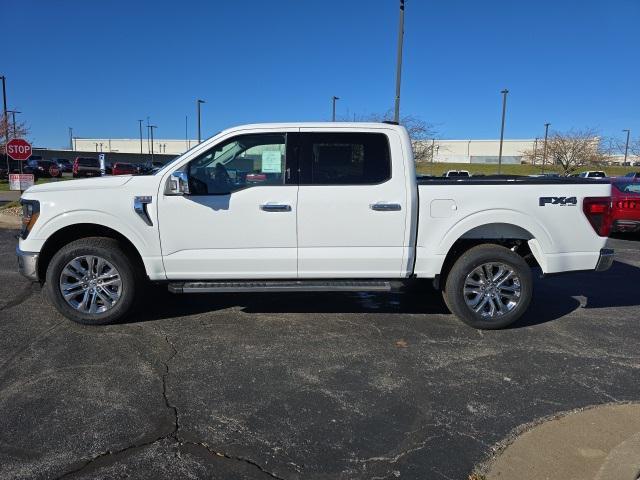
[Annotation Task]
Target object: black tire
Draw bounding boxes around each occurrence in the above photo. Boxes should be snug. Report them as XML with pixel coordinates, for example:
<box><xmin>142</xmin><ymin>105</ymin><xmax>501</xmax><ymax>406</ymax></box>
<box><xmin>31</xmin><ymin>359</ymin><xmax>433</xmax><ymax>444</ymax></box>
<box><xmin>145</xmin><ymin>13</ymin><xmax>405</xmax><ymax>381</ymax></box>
<box><xmin>45</xmin><ymin>237</ymin><xmax>138</xmax><ymax>325</ymax></box>
<box><xmin>443</xmin><ymin>244</ymin><xmax>532</xmax><ymax>329</ymax></box>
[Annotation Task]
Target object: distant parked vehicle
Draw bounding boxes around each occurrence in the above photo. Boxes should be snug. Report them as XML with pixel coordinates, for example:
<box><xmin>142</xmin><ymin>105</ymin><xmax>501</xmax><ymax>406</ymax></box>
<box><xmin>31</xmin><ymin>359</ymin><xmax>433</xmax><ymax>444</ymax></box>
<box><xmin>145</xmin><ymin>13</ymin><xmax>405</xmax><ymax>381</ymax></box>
<box><xmin>25</xmin><ymin>158</ymin><xmax>63</xmax><ymax>179</ymax></box>
<box><xmin>611</xmin><ymin>180</ymin><xmax>640</xmax><ymax>233</ymax></box>
<box><xmin>578</xmin><ymin>171</ymin><xmax>607</xmax><ymax>179</ymax></box>
<box><xmin>443</xmin><ymin>170</ymin><xmax>471</xmax><ymax>178</ymax></box>
<box><xmin>52</xmin><ymin>158</ymin><xmax>72</xmax><ymax>173</ymax></box>
<box><xmin>623</xmin><ymin>172</ymin><xmax>640</xmax><ymax>180</ymax></box>
<box><xmin>138</xmin><ymin>161</ymin><xmax>165</xmax><ymax>175</ymax></box>
<box><xmin>73</xmin><ymin>157</ymin><xmax>101</xmax><ymax>178</ymax></box>
<box><xmin>112</xmin><ymin>162</ymin><xmax>138</xmax><ymax>175</ymax></box>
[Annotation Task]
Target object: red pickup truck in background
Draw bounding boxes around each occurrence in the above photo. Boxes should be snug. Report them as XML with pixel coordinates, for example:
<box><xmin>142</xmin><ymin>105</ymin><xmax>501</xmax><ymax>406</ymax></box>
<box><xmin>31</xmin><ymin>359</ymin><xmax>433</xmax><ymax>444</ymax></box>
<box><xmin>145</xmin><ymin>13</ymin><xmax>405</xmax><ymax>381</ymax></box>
<box><xmin>611</xmin><ymin>179</ymin><xmax>640</xmax><ymax>233</ymax></box>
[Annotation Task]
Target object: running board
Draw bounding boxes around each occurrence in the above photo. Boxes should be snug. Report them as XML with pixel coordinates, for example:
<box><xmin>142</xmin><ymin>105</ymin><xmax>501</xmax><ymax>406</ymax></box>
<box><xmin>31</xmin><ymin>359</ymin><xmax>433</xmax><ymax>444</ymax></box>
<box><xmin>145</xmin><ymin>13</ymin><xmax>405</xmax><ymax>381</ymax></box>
<box><xmin>168</xmin><ymin>280</ymin><xmax>401</xmax><ymax>294</ymax></box>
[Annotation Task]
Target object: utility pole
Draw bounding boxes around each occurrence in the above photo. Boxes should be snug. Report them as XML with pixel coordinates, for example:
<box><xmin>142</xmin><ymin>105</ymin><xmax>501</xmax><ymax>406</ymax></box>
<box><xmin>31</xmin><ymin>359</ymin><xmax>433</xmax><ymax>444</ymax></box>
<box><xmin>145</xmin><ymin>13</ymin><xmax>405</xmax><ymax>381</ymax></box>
<box><xmin>497</xmin><ymin>89</ymin><xmax>509</xmax><ymax>174</ymax></box>
<box><xmin>1</xmin><ymin>75</ymin><xmax>9</xmax><ymax>172</ymax></box>
<box><xmin>146</xmin><ymin>116</ymin><xmax>151</xmax><ymax>153</ymax></box>
<box><xmin>138</xmin><ymin>120</ymin><xmax>144</xmax><ymax>154</ymax></box>
<box><xmin>542</xmin><ymin>122</ymin><xmax>551</xmax><ymax>174</ymax></box>
<box><xmin>623</xmin><ymin>129</ymin><xmax>631</xmax><ymax>164</ymax></box>
<box><xmin>197</xmin><ymin>99</ymin><xmax>205</xmax><ymax>143</ymax></box>
<box><xmin>331</xmin><ymin>96</ymin><xmax>339</xmax><ymax>121</ymax></box>
<box><xmin>68</xmin><ymin>127</ymin><xmax>73</xmax><ymax>150</ymax></box>
<box><xmin>148</xmin><ymin>125</ymin><xmax>157</xmax><ymax>161</ymax></box>
<box><xmin>393</xmin><ymin>0</ymin><xmax>405</xmax><ymax>123</ymax></box>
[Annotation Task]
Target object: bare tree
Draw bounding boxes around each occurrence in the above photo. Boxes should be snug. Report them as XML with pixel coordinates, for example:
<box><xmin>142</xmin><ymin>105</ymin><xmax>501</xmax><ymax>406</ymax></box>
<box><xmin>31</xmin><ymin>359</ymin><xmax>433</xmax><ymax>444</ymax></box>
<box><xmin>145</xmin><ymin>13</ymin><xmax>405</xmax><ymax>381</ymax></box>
<box><xmin>522</xmin><ymin>129</ymin><xmax>608</xmax><ymax>174</ymax></box>
<box><xmin>354</xmin><ymin>110</ymin><xmax>437</xmax><ymax>162</ymax></box>
<box><xmin>0</xmin><ymin>114</ymin><xmax>30</xmax><ymax>151</ymax></box>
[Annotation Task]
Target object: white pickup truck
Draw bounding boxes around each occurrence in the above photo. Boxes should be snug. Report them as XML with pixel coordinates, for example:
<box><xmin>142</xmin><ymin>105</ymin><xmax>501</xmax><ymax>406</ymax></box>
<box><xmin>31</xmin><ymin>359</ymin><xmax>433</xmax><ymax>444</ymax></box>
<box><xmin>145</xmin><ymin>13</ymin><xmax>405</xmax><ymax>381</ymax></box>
<box><xmin>16</xmin><ymin>122</ymin><xmax>615</xmax><ymax>329</ymax></box>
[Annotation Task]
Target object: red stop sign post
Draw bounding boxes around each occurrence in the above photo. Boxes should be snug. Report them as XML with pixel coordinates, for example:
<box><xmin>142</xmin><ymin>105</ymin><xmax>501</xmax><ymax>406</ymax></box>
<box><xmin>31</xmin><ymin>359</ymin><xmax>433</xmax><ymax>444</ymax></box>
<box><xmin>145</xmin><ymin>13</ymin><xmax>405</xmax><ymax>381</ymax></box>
<box><xmin>7</xmin><ymin>138</ymin><xmax>32</xmax><ymax>161</ymax></box>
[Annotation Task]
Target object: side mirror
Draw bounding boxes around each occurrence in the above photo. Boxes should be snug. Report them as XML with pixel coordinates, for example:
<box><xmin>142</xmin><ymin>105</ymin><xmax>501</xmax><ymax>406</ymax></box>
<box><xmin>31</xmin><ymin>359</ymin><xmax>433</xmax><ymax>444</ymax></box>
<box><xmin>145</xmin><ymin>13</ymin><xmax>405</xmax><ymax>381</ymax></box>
<box><xmin>166</xmin><ymin>171</ymin><xmax>190</xmax><ymax>195</ymax></box>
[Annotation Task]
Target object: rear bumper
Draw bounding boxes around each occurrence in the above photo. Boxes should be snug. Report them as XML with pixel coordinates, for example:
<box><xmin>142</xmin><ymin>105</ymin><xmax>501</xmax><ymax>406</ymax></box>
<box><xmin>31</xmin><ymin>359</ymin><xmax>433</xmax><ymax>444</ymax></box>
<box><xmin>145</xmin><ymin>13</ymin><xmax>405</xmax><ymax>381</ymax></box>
<box><xmin>595</xmin><ymin>248</ymin><xmax>615</xmax><ymax>272</ymax></box>
<box><xmin>612</xmin><ymin>219</ymin><xmax>640</xmax><ymax>233</ymax></box>
<box><xmin>16</xmin><ymin>246</ymin><xmax>39</xmax><ymax>282</ymax></box>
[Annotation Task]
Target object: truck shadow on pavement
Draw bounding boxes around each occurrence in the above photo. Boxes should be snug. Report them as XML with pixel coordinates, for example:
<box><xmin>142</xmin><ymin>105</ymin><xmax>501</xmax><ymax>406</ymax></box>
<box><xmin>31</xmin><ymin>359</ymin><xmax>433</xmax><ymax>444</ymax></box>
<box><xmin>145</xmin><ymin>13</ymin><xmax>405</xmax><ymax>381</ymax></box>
<box><xmin>129</xmin><ymin>260</ymin><xmax>640</xmax><ymax>329</ymax></box>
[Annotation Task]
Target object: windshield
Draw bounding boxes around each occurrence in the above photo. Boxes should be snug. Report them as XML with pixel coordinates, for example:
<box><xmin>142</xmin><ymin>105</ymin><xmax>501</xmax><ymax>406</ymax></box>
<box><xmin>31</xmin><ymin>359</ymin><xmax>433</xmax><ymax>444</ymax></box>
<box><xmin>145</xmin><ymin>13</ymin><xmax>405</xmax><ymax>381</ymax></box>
<box><xmin>152</xmin><ymin>132</ymin><xmax>221</xmax><ymax>175</ymax></box>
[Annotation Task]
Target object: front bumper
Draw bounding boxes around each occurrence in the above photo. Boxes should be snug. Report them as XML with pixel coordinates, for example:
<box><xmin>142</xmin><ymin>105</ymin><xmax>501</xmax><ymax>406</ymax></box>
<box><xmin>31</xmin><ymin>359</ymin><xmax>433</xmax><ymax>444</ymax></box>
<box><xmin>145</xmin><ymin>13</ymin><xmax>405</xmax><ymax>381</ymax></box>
<box><xmin>595</xmin><ymin>248</ymin><xmax>615</xmax><ymax>272</ymax></box>
<box><xmin>16</xmin><ymin>246</ymin><xmax>39</xmax><ymax>282</ymax></box>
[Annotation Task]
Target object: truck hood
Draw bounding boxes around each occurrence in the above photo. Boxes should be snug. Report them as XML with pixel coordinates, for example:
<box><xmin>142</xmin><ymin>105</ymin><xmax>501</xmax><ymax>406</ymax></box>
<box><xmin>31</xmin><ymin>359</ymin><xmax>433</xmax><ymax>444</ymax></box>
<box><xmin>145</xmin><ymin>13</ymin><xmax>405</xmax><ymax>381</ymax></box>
<box><xmin>24</xmin><ymin>176</ymin><xmax>133</xmax><ymax>193</ymax></box>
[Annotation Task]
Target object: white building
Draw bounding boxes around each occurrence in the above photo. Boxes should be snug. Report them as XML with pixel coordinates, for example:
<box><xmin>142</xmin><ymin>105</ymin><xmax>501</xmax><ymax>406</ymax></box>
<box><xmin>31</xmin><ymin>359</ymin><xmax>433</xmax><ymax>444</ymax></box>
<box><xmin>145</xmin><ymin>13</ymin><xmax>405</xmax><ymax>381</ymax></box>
<box><xmin>73</xmin><ymin>138</ymin><xmax>195</xmax><ymax>155</ymax></box>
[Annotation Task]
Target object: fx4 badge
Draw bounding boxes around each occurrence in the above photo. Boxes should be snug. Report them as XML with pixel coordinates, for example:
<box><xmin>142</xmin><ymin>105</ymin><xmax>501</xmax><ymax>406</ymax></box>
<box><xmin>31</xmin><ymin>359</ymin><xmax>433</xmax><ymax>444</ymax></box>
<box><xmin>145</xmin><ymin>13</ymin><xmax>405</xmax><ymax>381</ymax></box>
<box><xmin>539</xmin><ymin>196</ymin><xmax>577</xmax><ymax>207</ymax></box>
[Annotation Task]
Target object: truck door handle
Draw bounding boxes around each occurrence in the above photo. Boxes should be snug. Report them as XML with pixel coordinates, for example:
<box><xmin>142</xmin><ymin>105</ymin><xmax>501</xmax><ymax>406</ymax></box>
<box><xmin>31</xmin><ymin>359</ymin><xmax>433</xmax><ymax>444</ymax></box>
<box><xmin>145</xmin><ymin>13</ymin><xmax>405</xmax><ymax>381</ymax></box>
<box><xmin>370</xmin><ymin>202</ymin><xmax>401</xmax><ymax>211</ymax></box>
<box><xmin>260</xmin><ymin>203</ymin><xmax>292</xmax><ymax>212</ymax></box>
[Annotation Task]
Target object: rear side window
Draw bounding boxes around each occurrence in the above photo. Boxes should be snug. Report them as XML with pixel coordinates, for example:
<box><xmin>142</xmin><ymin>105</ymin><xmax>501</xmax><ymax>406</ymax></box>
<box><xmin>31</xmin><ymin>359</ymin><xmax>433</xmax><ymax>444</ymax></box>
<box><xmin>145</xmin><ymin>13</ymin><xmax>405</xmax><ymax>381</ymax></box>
<box><xmin>299</xmin><ymin>132</ymin><xmax>391</xmax><ymax>185</ymax></box>
<box><xmin>78</xmin><ymin>158</ymin><xmax>98</xmax><ymax>167</ymax></box>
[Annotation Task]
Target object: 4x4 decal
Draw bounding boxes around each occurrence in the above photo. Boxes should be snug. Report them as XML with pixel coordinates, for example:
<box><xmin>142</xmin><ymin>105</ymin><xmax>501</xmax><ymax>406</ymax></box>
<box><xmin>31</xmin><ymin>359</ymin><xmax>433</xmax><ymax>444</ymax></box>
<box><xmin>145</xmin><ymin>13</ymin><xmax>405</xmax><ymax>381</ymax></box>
<box><xmin>539</xmin><ymin>196</ymin><xmax>577</xmax><ymax>206</ymax></box>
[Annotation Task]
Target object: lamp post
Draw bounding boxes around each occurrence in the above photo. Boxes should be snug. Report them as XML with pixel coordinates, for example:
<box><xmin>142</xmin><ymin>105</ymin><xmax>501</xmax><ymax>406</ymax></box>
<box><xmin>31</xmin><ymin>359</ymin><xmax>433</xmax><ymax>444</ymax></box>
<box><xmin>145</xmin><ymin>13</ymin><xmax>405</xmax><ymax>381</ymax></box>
<box><xmin>542</xmin><ymin>122</ymin><xmax>551</xmax><ymax>173</ymax></box>
<box><xmin>393</xmin><ymin>0</ymin><xmax>405</xmax><ymax>123</ymax></box>
<box><xmin>68</xmin><ymin>127</ymin><xmax>73</xmax><ymax>150</ymax></box>
<box><xmin>532</xmin><ymin>137</ymin><xmax>538</xmax><ymax>166</ymax></box>
<box><xmin>331</xmin><ymin>96</ymin><xmax>339</xmax><ymax>121</ymax></box>
<box><xmin>138</xmin><ymin>120</ymin><xmax>144</xmax><ymax>154</ymax></box>
<box><xmin>623</xmin><ymin>129</ymin><xmax>631</xmax><ymax>164</ymax></box>
<box><xmin>6</xmin><ymin>110</ymin><xmax>20</xmax><ymax>137</ymax></box>
<box><xmin>148</xmin><ymin>125</ymin><xmax>157</xmax><ymax>161</ymax></box>
<box><xmin>497</xmin><ymin>89</ymin><xmax>509</xmax><ymax>174</ymax></box>
<box><xmin>197</xmin><ymin>99</ymin><xmax>205</xmax><ymax>143</ymax></box>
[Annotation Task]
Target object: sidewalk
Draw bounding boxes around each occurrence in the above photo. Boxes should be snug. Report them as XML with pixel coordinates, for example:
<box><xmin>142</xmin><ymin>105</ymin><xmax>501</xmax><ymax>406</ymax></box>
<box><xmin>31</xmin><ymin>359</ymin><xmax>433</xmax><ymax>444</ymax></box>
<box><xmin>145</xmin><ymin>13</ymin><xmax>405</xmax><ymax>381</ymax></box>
<box><xmin>482</xmin><ymin>403</ymin><xmax>640</xmax><ymax>480</ymax></box>
<box><xmin>0</xmin><ymin>190</ymin><xmax>21</xmax><ymax>202</ymax></box>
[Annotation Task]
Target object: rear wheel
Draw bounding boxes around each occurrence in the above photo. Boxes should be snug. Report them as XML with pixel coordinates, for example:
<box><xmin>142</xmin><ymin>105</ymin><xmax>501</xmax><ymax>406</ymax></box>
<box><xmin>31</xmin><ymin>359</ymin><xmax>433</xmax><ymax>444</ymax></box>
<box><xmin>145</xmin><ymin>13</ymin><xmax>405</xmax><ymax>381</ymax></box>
<box><xmin>443</xmin><ymin>244</ymin><xmax>532</xmax><ymax>329</ymax></box>
<box><xmin>45</xmin><ymin>237</ymin><xmax>137</xmax><ymax>325</ymax></box>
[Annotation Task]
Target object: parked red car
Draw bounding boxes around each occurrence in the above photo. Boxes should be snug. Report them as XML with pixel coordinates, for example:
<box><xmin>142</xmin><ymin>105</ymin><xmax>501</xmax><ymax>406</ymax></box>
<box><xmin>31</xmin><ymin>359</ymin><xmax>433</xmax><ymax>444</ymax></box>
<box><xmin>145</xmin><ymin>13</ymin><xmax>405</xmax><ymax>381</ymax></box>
<box><xmin>112</xmin><ymin>162</ymin><xmax>137</xmax><ymax>176</ymax></box>
<box><xmin>611</xmin><ymin>179</ymin><xmax>640</xmax><ymax>233</ymax></box>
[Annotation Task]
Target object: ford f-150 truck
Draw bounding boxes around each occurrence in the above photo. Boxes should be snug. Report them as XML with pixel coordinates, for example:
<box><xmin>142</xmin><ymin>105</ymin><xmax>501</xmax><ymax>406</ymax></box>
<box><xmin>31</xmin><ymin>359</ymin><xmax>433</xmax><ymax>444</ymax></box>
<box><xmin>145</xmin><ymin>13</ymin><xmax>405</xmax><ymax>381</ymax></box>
<box><xmin>16</xmin><ymin>122</ymin><xmax>615</xmax><ymax>329</ymax></box>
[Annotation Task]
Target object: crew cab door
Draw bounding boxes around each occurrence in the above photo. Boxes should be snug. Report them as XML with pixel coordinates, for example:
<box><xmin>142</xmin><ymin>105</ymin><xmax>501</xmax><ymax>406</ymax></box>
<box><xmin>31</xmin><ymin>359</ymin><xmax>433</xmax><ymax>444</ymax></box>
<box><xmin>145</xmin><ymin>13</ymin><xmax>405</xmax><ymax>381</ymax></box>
<box><xmin>296</xmin><ymin>129</ymin><xmax>409</xmax><ymax>277</ymax></box>
<box><xmin>158</xmin><ymin>131</ymin><xmax>299</xmax><ymax>279</ymax></box>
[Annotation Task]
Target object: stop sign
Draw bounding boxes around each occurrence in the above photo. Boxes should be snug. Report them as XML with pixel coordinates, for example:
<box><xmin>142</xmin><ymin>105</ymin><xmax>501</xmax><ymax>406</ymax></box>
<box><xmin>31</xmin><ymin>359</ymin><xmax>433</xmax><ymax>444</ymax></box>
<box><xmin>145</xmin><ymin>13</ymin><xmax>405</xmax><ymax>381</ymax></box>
<box><xmin>6</xmin><ymin>138</ymin><xmax>32</xmax><ymax>161</ymax></box>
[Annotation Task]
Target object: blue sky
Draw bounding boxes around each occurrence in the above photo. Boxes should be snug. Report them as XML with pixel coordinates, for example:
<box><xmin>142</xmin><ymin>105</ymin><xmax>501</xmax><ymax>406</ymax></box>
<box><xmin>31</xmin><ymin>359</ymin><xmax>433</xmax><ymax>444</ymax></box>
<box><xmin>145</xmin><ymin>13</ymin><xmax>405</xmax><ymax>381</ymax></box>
<box><xmin>3</xmin><ymin>0</ymin><xmax>639</xmax><ymax>148</ymax></box>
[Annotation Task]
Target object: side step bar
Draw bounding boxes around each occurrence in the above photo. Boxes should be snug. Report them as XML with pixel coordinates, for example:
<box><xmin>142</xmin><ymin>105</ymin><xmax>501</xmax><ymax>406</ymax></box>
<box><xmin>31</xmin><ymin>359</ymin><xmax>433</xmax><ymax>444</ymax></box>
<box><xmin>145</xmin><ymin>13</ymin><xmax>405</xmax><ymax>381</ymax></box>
<box><xmin>168</xmin><ymin>280</ymin><xmax>402</xmax><ymax>294</ymax></box>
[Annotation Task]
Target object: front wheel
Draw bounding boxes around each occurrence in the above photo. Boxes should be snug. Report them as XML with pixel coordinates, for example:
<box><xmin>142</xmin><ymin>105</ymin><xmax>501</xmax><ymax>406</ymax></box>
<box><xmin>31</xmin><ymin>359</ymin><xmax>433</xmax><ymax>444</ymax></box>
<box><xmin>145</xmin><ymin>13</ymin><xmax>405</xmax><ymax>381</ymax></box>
<box><xmin>443</xmin><ymin>244</ymin><xmax>532</xmax><ymax>329</ymax></box>
<box><xmin>45</xmin><ymin>237</ymin><xmax>137</xmax><ymax>325</ymax></box>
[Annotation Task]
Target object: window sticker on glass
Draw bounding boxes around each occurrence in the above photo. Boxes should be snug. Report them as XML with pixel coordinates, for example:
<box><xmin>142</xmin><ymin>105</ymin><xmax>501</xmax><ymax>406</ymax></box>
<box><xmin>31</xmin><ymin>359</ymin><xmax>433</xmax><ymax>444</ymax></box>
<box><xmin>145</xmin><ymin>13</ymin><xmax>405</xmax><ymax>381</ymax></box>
<box><xmin>261</xmin><ymin>150</ymin><xmax>282</xmax><ymax>173</ymax></box>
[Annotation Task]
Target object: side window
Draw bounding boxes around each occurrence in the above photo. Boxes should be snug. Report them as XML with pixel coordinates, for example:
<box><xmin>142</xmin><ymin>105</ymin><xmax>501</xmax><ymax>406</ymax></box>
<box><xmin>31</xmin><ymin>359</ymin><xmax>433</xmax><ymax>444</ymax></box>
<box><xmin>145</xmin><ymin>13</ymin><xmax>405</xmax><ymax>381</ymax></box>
<box><xmin>188</xmin><ymin>133</ymin><xmax>287</xmax><ymax>195</ymax></box>
<box><xmin>300</xmin><ymin>132</ymin><xmax>391</xmax><ymax>185</ymax></box>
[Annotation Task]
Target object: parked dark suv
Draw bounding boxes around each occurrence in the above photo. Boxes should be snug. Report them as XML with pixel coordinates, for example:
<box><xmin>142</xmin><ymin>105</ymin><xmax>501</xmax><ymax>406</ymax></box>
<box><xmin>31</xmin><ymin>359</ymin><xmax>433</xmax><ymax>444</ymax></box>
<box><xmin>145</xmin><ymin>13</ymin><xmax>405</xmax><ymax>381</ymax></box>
<box><xmin>25</xmin><ymin>158</ymin><xmax>63</xmax><ymax>179</ymax></box>
<box><xmin>52</xmin><ymin>158</ymin><xmax>72</xmax><ymax>173</ymax></box>
<box><xmin>73</xmin><ymin>157</ymin><xmax>101</xmax><ymax>178</ymax></box>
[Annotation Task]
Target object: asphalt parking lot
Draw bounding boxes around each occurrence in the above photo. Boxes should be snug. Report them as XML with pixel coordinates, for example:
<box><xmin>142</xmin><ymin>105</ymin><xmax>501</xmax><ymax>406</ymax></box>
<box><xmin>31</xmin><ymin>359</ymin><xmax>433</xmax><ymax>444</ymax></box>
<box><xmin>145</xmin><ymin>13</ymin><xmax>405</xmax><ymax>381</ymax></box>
<box><xmin>1</xmin><ymin>228</ymin><xmax>639</xmax><ymax>480</ymax></box>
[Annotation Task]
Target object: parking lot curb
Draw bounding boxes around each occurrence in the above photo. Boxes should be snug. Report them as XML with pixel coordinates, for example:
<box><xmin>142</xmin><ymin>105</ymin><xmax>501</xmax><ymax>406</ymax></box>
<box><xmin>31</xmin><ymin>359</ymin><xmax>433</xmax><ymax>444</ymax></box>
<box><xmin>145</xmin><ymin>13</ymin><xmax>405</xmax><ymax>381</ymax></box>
<box><xmin>0</xmin><ymin>214</ymin><xmax>20</xmax><ymax>229</ymax></box>
<box><xmin>481</xmin><ymin>403</ymin><xmax>640</xmax><ymax>480</ymax></box>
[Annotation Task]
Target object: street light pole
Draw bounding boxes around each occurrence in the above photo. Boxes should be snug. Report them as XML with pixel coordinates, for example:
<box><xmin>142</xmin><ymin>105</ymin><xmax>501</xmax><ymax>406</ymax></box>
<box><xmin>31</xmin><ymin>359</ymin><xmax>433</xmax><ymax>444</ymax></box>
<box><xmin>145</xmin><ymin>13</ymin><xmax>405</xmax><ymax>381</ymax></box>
<box><xmin>331</xmin><ymin>96</ymin><xmax>339</xmax><ymax>121</ymax></box>
<box><xmin>148</xmin><ymin>125</ymin><xmax>157</xmax><ymax>161</ymax></box>
<box><xmin>138</xmin><ymin>120</ymin><xmax>144</xmax><ymax>154</ymax></box>
<box><xmin>623</xmin><ymin>129</ymin><xmax>630</xmax><ymax>164</ymax></box>
<box><xmin>7</xmin><ymin>110</ymin><xmax>20</xmax><ymax>137</ymax></box>
<box><xmin>542</xmin><ymin>122</ymin><xmax>551</xmax><ymax>174</ymax></box>
<box><xmin>197</xmin><ymin>99</ymin><xmax>205</xmax><ymax>143</ymax></box>
<box><xmin>497</xmin><ymin>89</ymin><xmax>509</xmax><ymax>174</ymax></box>
<box><xmin>68</xmin><ymin>127</ymin><xmax>73</xmax><ymax>150</ymax></box>
<box><xmin>393</xmin><ymin>0</ymin><xmax>405</xmax><ymax>123</ymax></box>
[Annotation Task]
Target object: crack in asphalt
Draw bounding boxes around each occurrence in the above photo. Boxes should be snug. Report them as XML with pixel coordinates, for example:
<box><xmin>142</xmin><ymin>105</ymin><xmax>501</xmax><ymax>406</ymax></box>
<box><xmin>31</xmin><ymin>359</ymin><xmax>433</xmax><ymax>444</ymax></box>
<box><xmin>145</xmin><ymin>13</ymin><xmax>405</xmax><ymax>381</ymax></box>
<box><xmin>0</xmin><ymin>282</ymin><xmax>35</xmax><ymax>312</ymax></box>
<box><xmin>54</xmin><ymin>332</ymin><xmax>286</xmax><ymax>480</ymax></box>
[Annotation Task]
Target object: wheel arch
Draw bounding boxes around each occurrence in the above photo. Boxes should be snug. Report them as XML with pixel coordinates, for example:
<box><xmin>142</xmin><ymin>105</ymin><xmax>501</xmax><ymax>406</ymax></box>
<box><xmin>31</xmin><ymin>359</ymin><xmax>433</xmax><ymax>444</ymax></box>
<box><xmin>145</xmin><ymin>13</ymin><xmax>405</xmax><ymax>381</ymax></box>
<box><xmin>37</xmin><ymin>223</ymin><xmax>146</xmax><ymax>283</ymax></box>
<box><xmin>434</xmin><ymin>222</ymin><xmax>543</xmax><ymax>290</ymax></box>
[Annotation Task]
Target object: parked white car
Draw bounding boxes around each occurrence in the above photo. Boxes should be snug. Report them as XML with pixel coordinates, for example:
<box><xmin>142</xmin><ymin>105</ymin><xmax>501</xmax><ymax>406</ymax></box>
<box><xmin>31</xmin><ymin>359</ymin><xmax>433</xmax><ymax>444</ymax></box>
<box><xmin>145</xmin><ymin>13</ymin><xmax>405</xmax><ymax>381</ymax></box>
<box><xmin>17</xmin><ymin>123</ymin><xmax>614</xmax><ymax>329</ymax></box>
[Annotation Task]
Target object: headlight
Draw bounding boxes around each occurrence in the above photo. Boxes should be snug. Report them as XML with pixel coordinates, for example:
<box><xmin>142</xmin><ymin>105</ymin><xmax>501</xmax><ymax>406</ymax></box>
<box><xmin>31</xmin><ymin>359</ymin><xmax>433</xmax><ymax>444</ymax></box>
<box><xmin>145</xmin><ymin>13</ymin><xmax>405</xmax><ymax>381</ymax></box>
<box><xmin>20</xmin><ymin>199</ymin><xmax>40</xmax><ymax>239</ymax></box>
